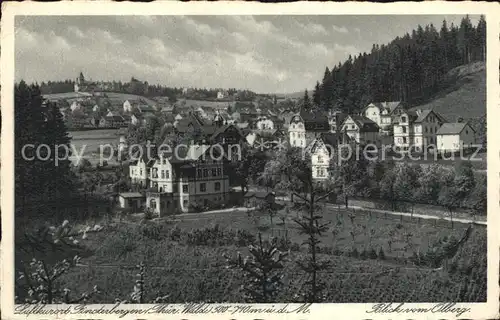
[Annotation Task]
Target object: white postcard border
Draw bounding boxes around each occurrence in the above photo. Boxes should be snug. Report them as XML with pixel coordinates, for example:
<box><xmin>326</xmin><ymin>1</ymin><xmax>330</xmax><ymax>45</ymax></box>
<box><xmin>2</xmin><ymin>2</ymin><xmax>499</xmax><ymax>320</ymax></box>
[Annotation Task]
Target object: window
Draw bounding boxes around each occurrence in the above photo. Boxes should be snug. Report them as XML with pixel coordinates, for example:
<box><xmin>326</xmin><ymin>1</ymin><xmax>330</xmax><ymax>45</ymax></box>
<box><xmin>161</xmin><ymin>170</ymin><xmax>165</xmax><ymax>179</ymax></box>
<box><xmin>425</xmin><ymin>127</ymin><xmax>428</xmax><ymax>133</ymax></box>
<box><xmin>402</xmin><ymin>126</ymin><xmax>407</xmax><ymax>133</ymax></box>
<box><xmin>292</xmin><ymin>124</ymin><xmax>295</xmax><ymax>129</ymax></box>
<box><xmin>152</xmin><ymin>169</ymin><xmax>158</xmax><ymax>178</ymax></box>
<box><xmin>200</xmin><ymin>183</ymin><xmax>206</xmax><ymax>192</ymax></box>
<box><xmin>165</xmin><ymin>170</ymin><xmax>169</xmax><ymax>179</ymax></box>
<box><xmin>318</xmin><ymin>155</ymin><xmax>323</xmax><ymax>164</ymax></box>
<box><xmin>217</xmin><ymin>168</ymin><xmax>222</xmax><ymax>176</ymax></box>
<box><xmin>373</xmin><ymin>112</ymin><xmax>376</xmax><ymax>116</ymax></box>
<box><xmin>203</xmin><ymin>169</ymin><xmax>208</xmax><ymax>177</ymax></box>
<box><xmin>212</xmin><ymin>168</ymin><xmax>217</xmax><ymax>176</ymax></box>
<box><xmin>183</xmin><ymin>185</ymin><xmax>188</xmax><ymax>193</ymax></box>
<box><xmin>163</xmin><ymin>158</ymin><xmax>167</xmax><ymax>164</ymax></box>
<box><xmin>351</xmin><ymin>125</ymin><xmax>355</xmax><ymax>129</ymax></box>
<box><xmin>215</xmin><ymin>182</ymin><xmax>221</xmax><ymax>191</ymax></box>
<box><xmin>140</xmin><ymin>168</ymin><xmax>143</xmax><ymax>176</ymax></box>
<box><xmin>197</xmin><ymin>169</ymin><xmax>202</xmax><ymax>177</ymax></box>
<box><xmin>150</xmin><ymin>199</ymin><xmax>156</xmax><ymax>209</ymax></box>
<box><xmin>183</xmin><ymin>200</ymin><xmax>188</xmax><ymax>207</ymax></box>
<box><xmin>401</xmin><ymin>116</ymin><xmax>407</xmax><ymax>123</ymax></box>
<box><xmin>159</xmin><ymin>187</ymin><xmax>163</xmax><ymax>192</ymax></box>
<box><xmin>403</xmin><ymin>137</ymin><xmax>407</xmax><ymax>144</ymax></box>
<box><xmin>466</xmin><ymin>129</ymin><xmax>469</xmax><ymax>134</ymax></box>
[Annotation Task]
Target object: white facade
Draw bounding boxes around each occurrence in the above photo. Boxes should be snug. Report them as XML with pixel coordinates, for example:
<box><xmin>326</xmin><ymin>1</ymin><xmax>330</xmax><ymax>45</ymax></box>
<box><xmin>363</xmin><ymin>102</ymin><xmax>403</xmax><ymax>135</ymax></box>
<box><xmin>145</xmin><ymin>151</ymin><xmax>230</xmax><ymax>214</ymax></box>
<box><xmin>255</xmin><ymin>117</ymin><xmax>274</xmax><ymax>130</ymax></box>
<box><xmin>393</xmin><ymin>112</ymin><xmax>414</xmax><ymax>150</ymax></box>
<box><xmin>289</xmin><ymin>116</ymin><xmax>306</xmax><ymax>148</ymax></box>
<box><xmin>308</xmin><ymin>140</ymin><xmax>330</xmax><ymax>180</ymax></box>
<box><xmin>123</xmin><ymin>100</ymin><xmax>133</xmax><ymax>113</ymax></box>
<box><xmin>70</xmin><ymin>101</ymin><xmax>82</xmax><ymax>112</ymax></box>
<box><xmin>437</xmin><ymin>124</ymin><xmax>476</xmax><ymax>152</ymax></box>
<box><xmin>393</xmin><ymin>110</ymin><xmax>445</xmax><ymax>151</ymax></box>
<box><xmin>129</xmin><ymin>158</ymin><xmax>149</xmax><ymax>187</ymax></box>
<box><xmin>341</xmin><ymin>116</ymin><xmax>379</xmax><ymax>145</ymax></box>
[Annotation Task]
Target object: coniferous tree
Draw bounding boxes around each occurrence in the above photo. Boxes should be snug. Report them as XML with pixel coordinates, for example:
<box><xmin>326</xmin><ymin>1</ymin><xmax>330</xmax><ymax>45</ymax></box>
<box><xmin>302</xmin><ymin>90</ymin><xmax>312</xmax><ymax>112</ymax></box>
<box><xmin>312</xmin><ymin>81</ymin><xmax>321</xmax><ymax>109</ymax></box>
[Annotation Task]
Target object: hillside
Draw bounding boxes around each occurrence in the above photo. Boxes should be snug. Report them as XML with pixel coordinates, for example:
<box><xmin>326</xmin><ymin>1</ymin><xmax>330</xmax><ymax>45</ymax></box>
<box><xmin>410</xmin><ymin>62</ymin><xmax>486</xmax><ymax>122</ymax></box>
<box><xmin>43</xmin><ymin>91</ymin><xmax>157</xmax><ymax>106</ymax></box>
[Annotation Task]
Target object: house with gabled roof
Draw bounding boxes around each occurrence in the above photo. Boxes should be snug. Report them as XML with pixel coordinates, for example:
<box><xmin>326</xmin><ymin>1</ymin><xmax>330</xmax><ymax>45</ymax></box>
<box><xmin>288</xmin><ymin>108</ymin><xmax>330</xmax><ymax>148</ymax></box>
<box><xmin>393</xmin><ymin>109</ymin><xmax>447</xmax><ymax>151</ymax></box>
<box><xmin>362</xmin><ymin>101</ymin><xmax>404</xmax><ymax>135</ymax></box>
<box><xmin>340</xmin><ymin>115</ymin><xmax>380</xmax><ymax>145</ymax></box>
<box><xmin>304</xmin><ymin>132</ymin><xmax>348</xmax><ymax>180</ymax></box>
<box><xmin>436</xmin><ymin>121</ymin><xmax>476</xmax><ymax>153</ymax></box>
<box><xmin>144</xmin><ymin>144</ymin><xmax>230</xmax><ymax>215</ymax></box>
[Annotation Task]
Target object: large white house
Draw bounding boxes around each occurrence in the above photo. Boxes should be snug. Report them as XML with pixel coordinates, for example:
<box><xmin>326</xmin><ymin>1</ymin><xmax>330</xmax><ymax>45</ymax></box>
<box><xmin>393</xmin><ymin>109</ymin><xmax>447</xmax><ymax>151</ymax></box>
<box><xmin>436</xmin><ymin>122</ymin><xmax>477</xmax><ymax>153</ymax></box>
<box><xmin>255</xmin><ymin>116</ymin><xmax>275</xmax><ymax>131</ymax></box>
<box><xmin>340</xmin><ymin>115</ymin><xmax>380</xmax><ymax>145</ymax></box>
<box><xmin>128</xmin><ymin>144</ymin><xmax>230</xmax><ymax>215</ymax></box>
<box><xmin>288</xmin><ymin>109</ymin><xmax>330</xmax><ymax>148</ymax></box>
<box><xmin>304</xmin><ymin>133</ymin><xmax>341</xmax><ymax>180</ymax></box>
<box><xmin>361</xmin><ymin>101</ymin><xmax>404</xmax><ymax>135</ymax></box>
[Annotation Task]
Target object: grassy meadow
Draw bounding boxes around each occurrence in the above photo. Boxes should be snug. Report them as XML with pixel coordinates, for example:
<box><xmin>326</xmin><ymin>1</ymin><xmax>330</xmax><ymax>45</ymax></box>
<box><xmin>17</xmin><ymin>205</ymin><xmax>486</xmax><ymax>303</ymax></box>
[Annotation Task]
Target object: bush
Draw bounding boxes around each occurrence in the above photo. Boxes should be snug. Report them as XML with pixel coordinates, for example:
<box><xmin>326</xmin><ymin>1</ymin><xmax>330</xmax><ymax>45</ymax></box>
<box><xmin>235</xmin><ymin>229</ymin><xmax>256</xmax><ymax>247</ymax></box>
<box><xmin>140</xmin><ymin>223</ymin><xmax>167</xmax><ymax>241</ymax></box>
<box><xmin>144</xmin><ymin>208</ymin><xmax>155</xmax><ymax>220</ymax></box>
<box><xmin>169</xmin><ymin>226</ymin><xmax>182</xmax><ymax>241</ymax></box>
<box><xmin>350</xmin><ymin>247</ymin><xmax>359</xmax><ymax>258</ymax></box>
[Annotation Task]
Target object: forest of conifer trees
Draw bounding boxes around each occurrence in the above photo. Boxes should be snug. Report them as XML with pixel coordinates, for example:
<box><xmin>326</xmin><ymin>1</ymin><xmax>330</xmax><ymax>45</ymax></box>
<box><xmin>312</xmin><ymin>15</ymin><xmax>486</xmax><ymax>114</ymax></box>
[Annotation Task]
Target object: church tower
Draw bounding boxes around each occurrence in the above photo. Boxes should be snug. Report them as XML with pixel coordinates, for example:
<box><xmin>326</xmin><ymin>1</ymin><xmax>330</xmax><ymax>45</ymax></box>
<box><xmin>74</xmin><ymin>72</ymin><xmax>85</xmax><ymax>92</ymax></box>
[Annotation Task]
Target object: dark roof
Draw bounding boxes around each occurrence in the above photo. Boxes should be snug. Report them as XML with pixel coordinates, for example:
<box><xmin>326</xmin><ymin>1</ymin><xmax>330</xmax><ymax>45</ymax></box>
<box><xmin>210</xmin><ymin>124</ymin><xmax>244</xmax><ymax>141</ymax></box>
<box><xmin>294</xmin><ymin>109</ymin><xmax>330</xmax><ymax>131</ymax></box>
<box><xmin>348</xmin><ymin>115</ymin><xmax>379</xmax><ymax>132</ymax></box>
<box><xmin>414</xmin><ymin>109</ymin><xmax>432</xmax><ymax>123</ymax></box>
<box><xmin>244</xmin><ymin>191</ymin><xmax>275</xmax><ymax>199</ymax></box>
<box><xmin>436</xmin><ymin>122</ymin><xmax>473</xmax><ymax>135</ymax></box>
<box><xmin>105</xmin><ymin>115</ymin><xmax>125</xmax><ymax>122</ymax></box>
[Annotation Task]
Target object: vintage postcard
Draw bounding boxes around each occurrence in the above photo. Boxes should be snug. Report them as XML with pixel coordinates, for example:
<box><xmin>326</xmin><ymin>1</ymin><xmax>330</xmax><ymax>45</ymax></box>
<box><xmin>1</xmin><ymin>1</ymin><xmax>499</xmax><ymax>320</ymax></box>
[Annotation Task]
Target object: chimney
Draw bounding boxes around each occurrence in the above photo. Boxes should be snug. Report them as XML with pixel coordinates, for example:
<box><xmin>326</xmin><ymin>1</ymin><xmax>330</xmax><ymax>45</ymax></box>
<box><xmin>457</xmin><ymin>117</ymin><xmax>464</xmax><ymax>123</ymax></box>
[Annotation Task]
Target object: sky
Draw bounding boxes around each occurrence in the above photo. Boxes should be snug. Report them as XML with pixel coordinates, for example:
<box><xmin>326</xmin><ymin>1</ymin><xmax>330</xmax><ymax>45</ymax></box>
<box><xmin>15</xmin><ymin>15</ymin><xmax>478</xmax><ymax>94</ymax></box>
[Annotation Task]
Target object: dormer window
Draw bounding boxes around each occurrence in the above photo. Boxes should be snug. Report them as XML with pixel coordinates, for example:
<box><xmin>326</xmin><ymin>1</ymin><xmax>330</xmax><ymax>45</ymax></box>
<box><xmin>401</xmin><ymin>116</ymin><xmax>407</xmax><ymax>123</ymax></box>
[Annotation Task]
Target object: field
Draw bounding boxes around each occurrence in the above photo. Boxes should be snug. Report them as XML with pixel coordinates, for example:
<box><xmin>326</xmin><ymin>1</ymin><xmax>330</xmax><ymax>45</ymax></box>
<box><xmin>179</xmin><ymin>99</ymin><xmax>237</xmax><ymax>110</ymax></box>
<box><xmin>68</xmin><ymin>129</ymin><xmax>121</xmax><ymax>164</ymax></box>
<box><xmin>17</xmin><ymin>205</ymin><xmax>486</xmax><ymax>303</ymax></box>
<box><xmin>43</xmin><ymin>91</ymin><xmax>157</xmax><ymax>106</ymax></box>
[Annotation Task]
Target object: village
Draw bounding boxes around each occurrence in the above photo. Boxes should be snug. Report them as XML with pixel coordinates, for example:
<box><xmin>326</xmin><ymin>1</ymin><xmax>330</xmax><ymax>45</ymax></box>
<box><xmin>43</xmin><ymin>71</ymin><xmax>483</xmax><ymax>218</ymax></box>
<box><xmin>14</xmin><ymin>14</ymin><xmax>488</xmax><ymax>305</ymax></box>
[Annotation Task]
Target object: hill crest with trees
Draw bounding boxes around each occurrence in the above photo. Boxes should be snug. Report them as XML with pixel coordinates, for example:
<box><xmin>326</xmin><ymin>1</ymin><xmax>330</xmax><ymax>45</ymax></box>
<box><xmin>310</xmin><ymin>15</ymin><xmax>486</xmax><ymax>115</ymax></box>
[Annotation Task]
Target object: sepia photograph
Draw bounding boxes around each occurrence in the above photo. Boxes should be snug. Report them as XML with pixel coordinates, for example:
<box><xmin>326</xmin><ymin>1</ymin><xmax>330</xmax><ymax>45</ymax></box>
<box><xmin>1</xmin><ymin>2</ymin><xmax>499</xmax><ymax>320</ymax></box>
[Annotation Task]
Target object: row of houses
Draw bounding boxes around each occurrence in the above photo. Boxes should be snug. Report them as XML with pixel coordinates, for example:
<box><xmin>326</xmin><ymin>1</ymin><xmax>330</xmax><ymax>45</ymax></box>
<box><xmin>286</xmin><ymin>101</ymin><xmax>479</xmax><ymax>181</ymax></box>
